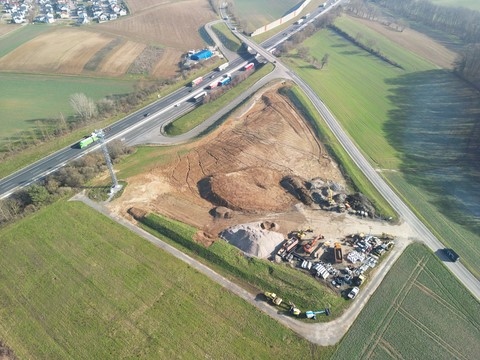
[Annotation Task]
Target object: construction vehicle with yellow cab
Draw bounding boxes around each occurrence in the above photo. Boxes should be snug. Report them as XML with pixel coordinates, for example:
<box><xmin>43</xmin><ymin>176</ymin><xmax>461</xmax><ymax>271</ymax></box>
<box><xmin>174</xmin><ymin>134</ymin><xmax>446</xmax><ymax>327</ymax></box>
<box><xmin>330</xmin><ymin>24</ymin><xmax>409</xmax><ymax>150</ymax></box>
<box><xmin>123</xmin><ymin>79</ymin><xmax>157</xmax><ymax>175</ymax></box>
<box><xmin>264</xmin><ymin>291</ymin><xmax>283</xmax><ymax>306</ymax></box>
<box><xmin>288</xmin><ymin>302</ymin><xmax>301</xmax><ymax>316</ymax></box>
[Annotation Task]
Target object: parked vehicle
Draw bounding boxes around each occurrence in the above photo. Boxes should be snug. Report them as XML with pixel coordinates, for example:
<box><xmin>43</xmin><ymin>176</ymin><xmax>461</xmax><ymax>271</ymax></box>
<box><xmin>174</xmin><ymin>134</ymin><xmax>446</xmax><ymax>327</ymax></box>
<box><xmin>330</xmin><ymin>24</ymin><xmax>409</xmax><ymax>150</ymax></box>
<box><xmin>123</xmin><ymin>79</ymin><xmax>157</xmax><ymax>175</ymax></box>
<box><xmin>347</xmin><ymin>287</ymin><xmax>360</xmax><ymax>299</ymax></box>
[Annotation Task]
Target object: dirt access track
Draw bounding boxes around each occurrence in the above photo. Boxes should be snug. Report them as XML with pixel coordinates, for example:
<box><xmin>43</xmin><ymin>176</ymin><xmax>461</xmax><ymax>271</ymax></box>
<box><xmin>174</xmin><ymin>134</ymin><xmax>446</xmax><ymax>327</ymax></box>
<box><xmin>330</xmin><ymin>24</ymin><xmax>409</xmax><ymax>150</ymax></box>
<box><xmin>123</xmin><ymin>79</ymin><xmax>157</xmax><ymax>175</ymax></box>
<box><xmin>109</xmin><ymin>83</ymin><xmax>412</xmax><ymax>244</ymax></box>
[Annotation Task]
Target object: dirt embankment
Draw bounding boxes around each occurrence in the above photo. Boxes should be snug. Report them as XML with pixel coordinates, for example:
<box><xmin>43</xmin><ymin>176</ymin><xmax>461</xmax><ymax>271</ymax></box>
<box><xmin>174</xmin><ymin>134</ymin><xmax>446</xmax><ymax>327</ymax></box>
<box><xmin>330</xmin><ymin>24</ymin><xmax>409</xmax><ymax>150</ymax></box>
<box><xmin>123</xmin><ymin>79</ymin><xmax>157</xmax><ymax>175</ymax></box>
<box><xmin>109</xmin><ymin>84</ymin><xmax>345</xmax><ymax>236</ymax></box>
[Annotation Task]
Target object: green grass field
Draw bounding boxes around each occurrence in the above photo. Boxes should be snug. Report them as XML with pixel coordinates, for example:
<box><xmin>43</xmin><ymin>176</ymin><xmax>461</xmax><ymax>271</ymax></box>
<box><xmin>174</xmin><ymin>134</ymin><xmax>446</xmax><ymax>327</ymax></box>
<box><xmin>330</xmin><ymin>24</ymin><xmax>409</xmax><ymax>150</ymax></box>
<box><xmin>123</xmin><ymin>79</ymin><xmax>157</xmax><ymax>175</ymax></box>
<box><xmin>0</xmin><ymin>73</ymin><xmax>135</xmax><ymax>142</ymax></box>
<box><xmin>286</xmin><ymin>19</ymin><xmax>480</xmax><ymax>277</ymax></box>
<box><xmin>331</xmin><ymin>243</ymin><xmax>480</xmax><ymax>359</ymax></box>
<box><xmin>0</xmin><ymin>201</ymin><xmax>328</xmax><ymax>359</ymax></box>
<box><xmin>233</xmin><ymin>0</ymin><xmax>301</xmax><ymax>30</ymax></box>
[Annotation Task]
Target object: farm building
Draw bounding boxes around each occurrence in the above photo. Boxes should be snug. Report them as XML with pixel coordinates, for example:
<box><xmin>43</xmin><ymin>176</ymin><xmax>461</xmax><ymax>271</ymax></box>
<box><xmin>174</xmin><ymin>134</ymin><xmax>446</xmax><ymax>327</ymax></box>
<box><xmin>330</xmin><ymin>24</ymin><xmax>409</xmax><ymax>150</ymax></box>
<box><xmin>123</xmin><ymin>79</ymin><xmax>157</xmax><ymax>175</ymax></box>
<box><xmin>190</xmin><ymin>49</ymin><xmax>213</xmax><ymax>61</ymax></box>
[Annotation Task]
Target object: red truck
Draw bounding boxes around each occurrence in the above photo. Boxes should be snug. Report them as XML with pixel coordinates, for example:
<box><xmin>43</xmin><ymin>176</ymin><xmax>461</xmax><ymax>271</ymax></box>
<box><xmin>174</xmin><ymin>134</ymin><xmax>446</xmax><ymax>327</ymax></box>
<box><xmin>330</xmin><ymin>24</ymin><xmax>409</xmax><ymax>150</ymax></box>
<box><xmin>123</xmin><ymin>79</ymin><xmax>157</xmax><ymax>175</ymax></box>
<box><xmin>244</xmin><ymin>62</ymin><xmax>255</xmax><ymax>71</ymax></box>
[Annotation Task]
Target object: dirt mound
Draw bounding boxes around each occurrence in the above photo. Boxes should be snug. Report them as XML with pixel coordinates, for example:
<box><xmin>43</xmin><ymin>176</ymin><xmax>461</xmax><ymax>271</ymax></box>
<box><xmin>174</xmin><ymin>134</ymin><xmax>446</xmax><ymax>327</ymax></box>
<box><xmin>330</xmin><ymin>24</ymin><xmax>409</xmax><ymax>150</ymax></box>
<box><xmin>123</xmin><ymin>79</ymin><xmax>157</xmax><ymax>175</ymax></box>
<box><xmin>109</xmin><ymin>84</ymin><xmax>346</xmax><ymax>234</ymax></box>
<box><xmin>281</xmin><ymin>175</ymin><xmax>313</xmax><ymax>205</ymax></box>
<box><xmin>127</xmin><ymin>207</ymin><xmax>147</xmax><ymax>220</ymax></box>
<box><xmin>199</xmin><ymin>167</ymin><xmax>295</xmax><ymax>212</ymax></box>
<box><xmin>220</xmin><ymin>222</ymin><xmax>284</xmax><ymax>258</ymax></box>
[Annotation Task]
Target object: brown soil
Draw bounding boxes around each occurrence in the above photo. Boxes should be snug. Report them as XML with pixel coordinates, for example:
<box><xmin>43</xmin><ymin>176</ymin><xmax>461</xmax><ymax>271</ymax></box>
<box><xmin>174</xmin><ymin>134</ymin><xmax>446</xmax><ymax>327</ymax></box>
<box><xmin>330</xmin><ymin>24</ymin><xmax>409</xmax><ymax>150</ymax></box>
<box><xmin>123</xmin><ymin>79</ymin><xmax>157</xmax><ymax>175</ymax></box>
<box><xmin>0</xmin><ymin>29</ymin><xmax>114</xmax><ymax>74</ymax></box>
<box><xmin>97</xmin><ymin>41</ymin><xmax>146</xmax><ymax>76</ymax></box>
<box><xmin>98</xmin><ymin>0</ymin><xmax>215</xmax><ymax>49</ymax></box>
<box><xmin>109</xmin><ymin>84</ymin><xmax>347</xmax><ymax>236</ymax></box>
<box><xmin>347</xmin><ymin>15</ymin><xmax>457</xmax><ymax>69</ymax></box>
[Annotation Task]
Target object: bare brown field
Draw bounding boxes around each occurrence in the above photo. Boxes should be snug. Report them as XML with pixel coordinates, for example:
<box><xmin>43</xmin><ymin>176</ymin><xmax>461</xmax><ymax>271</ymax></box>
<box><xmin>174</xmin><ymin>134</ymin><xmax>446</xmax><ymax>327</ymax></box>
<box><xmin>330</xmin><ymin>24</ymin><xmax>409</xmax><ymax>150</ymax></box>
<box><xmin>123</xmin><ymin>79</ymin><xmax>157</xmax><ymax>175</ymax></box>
<box><xmin>349</xmin><ymin>15</ymin><xmax>457</xmax><ymax>69</ymax></box>
<box><xmin>0</xmin><ymin>0</ymin><xmax>214</xmax><ymax>78</ymax></box>
<box><xmin>98</xmin><ymin>0</ymin><xmax>215</xmax><ymax>49</ymax></box>
<box><xmin>150</xmin><ymin>47</ymin><xmax>183</xmax><ymax>78</ymax></box>
<box><xmin>0</xmin><ymin>28</ymin><xmax>114</xmax><ymax>74</ymax></box>
<box><xmin>97</xmin><ymin>40</ymin><xmax>146</xmax><ymax>76</ymax></box>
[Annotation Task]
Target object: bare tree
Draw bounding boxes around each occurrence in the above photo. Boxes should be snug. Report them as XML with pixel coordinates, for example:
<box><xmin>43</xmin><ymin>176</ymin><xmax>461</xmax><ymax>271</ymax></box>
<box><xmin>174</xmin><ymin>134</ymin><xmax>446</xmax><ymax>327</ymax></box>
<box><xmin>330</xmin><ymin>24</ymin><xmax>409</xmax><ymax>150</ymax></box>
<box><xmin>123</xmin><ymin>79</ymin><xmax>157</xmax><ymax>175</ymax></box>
<box><xmin>321</xmin><ymin>53</ymin><xmax>330</xmax><ymax>69</ymax></box>
<box><xmin>70</xmin><ymin>93</ymin><xmax>97</xmax><ymax>122</ymax></box>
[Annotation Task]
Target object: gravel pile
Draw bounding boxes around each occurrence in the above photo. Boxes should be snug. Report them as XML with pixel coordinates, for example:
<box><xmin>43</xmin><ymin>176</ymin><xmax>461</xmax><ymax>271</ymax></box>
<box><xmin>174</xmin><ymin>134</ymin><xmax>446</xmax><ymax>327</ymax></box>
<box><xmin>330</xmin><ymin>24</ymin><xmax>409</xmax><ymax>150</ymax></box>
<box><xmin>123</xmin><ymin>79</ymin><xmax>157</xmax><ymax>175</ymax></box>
<box><xmin>219</xmin><ymin>222</ymin><xmax>284</xmax><ymax>258</ymax></box>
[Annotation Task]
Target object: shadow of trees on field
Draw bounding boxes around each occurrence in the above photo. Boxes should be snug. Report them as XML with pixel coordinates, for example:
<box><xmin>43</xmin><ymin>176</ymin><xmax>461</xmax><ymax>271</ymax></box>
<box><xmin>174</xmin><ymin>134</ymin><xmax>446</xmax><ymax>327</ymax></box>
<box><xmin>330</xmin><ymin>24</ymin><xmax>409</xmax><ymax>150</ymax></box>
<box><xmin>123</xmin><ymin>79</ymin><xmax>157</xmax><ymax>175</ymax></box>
<box><xmin>384</xmin><ymin>69</ymin><xmax>480</xmax><ymax>234</ymax></box>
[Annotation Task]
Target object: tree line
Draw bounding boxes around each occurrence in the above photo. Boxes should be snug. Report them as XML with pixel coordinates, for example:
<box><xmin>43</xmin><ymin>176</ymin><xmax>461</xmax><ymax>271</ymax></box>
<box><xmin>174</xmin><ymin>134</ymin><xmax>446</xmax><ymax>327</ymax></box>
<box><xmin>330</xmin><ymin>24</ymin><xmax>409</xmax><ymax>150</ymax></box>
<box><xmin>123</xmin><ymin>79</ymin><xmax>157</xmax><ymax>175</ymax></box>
<box><xmin>0</xmin><ymin>140</ymin><xmax>133</xmax><ymax>225</ymax></box>
<box><xmin>369</xmin><ymin>0</ymin><xmax>480</xmax><ymax>87</ymax></box>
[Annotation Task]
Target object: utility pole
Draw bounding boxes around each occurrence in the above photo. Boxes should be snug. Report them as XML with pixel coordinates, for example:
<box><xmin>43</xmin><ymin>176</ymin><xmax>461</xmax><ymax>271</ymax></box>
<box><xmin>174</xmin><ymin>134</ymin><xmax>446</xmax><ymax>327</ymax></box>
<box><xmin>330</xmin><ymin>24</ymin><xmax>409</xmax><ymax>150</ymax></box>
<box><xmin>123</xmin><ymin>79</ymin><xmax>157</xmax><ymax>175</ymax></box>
<box><xmin>94</xmin><ymin>129</ymin><xmax>120</xmax><ymax>193</ymax></box>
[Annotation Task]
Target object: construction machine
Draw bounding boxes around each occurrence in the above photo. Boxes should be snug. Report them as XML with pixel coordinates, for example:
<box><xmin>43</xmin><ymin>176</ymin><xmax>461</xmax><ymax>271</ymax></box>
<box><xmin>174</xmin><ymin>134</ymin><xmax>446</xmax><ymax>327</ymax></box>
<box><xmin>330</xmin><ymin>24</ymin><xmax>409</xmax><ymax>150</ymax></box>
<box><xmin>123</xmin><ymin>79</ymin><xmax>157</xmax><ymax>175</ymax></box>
<box><xmin>288</xmin><ymin>302</ymin><xmax>301</xmax><ymax>316</ymax></box>
<box><xmin>305</xmin><ymin>308</ymin><xmax>331</xmax><ymax>320</ymax></box>
<box><xmin>303</xmin><ymin>234</ymin><xmax>325</xmax><ymax>255</ymax></box>
<box><xmin>264</xmin><ymin>291</ymin><xmax>283</xmax><ymax>306</ymax></box>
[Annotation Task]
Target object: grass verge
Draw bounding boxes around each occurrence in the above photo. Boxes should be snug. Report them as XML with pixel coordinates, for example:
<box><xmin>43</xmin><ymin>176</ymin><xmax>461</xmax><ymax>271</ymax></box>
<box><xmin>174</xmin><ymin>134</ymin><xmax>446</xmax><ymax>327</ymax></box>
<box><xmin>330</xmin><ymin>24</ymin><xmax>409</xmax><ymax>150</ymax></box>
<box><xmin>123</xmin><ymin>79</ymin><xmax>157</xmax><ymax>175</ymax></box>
<box><xmin>283</xmin><ymin>85</ymin><xmax>396</xmax><ymax>219</ymax></box>
<box><xmin>0</xmin><ymin>200</ymin><xmax>326</xmax><ymax>359</ymax></box>
<box><xmin>212</xmin><ymin>23</ymin><xmax>242</xmax><ymax>52</ymax></box>
<box><xmin>139</xmin><ymin>212</ymin><xmax>348</xmax><ymax>317</ymax></box>
<box><xmin>164</xmin><ymin>63</ymin><xmax>274</xmax><ymax>136</ymax></box>
<box><xmin>330</xmin><ymin>243</ymin><xmax>480</xmax><ymax>359</ymax></box>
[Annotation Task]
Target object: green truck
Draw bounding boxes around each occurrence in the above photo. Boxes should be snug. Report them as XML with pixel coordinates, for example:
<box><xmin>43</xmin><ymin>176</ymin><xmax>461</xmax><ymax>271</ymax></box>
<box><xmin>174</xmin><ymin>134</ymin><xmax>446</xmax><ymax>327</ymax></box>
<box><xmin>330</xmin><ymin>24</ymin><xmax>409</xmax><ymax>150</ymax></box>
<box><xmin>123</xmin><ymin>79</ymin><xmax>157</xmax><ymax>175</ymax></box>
<box><xmin>78</xmin><ymin>134</ymin><xmax>99</xmax><ymax>149</ymax></box>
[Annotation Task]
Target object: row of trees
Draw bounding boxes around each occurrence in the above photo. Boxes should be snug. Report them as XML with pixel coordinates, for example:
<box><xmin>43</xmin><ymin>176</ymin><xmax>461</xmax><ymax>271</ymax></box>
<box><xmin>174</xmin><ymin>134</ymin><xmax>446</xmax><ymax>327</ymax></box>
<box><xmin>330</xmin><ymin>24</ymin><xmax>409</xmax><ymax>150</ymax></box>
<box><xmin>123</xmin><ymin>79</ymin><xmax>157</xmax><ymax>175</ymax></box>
<box><xmin>370</xmin><ymin>0</ymin><xmax>480</xmax><ymax>43</ymax></box>
<box><xmin>369</xmin><ymin>0</ymin><xmax>480</xmax><ymax>87</ymax></box>
<box><xmin>345</xmin><ymin>0</ymin><xmax>408</xmax><ymax>32</ymax></box>
<box><xmin>275</xmin><ymin>8</ymin><xmax>340</xmax><ymax>63</ymax></box>
<box><xmin>455</xmin><ymin>45</ymin><xmax>480</xmax><ymax>88</ymax></box>
<box><xmin>0</xmin><ymin>140</ymin><xmax>133</xmax><ymax>225</ymax></box>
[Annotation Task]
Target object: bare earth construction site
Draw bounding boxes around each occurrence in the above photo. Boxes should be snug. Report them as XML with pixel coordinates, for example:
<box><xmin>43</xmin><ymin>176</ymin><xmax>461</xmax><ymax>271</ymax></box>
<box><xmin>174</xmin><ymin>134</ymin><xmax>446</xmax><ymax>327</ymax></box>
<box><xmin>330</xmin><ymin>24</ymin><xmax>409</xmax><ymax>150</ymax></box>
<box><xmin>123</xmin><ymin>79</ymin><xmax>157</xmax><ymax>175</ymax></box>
<box><xmin>110</xmin><ymin>84</ymin><xmax>412</xmax><ymax>254</ymax></box>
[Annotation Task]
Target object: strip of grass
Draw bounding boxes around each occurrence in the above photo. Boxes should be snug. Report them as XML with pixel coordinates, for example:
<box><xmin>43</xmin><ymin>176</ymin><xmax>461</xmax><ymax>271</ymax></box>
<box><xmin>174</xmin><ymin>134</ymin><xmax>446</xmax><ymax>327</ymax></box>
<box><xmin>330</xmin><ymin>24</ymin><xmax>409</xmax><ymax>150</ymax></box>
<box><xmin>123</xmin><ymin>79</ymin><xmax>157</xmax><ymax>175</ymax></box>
<box><xmin>140</xmin><ymin>212</ymin><xmax>348</xmax><ymax>317</ymax></box>
<box><xmin>0</xmin><ymin>200</ymin><xmax>325</xmax><ymax>359</ymax></box>
<box><xmin>164</xmin><ymin>63</ymin><xmax>274</xmax><ymax>136</ymax></box>
<box><xmin>283</xmin><ymin>85</ymin><xmax>396</xmax><ymax>219</ymax></box>
<box><xmin>330</xmin><ymin>243</ymin><xmax>480</xmax><ymax>359</ymax></box>
<box><xmin>0</xmin><ymin>24</ymin><xmax>52</xmax><ymax>58</ymax></box>
<box><xmin>212</xmin><ymin>23</ymin><xmax>242</xmax><ymax>52</ymax></box>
